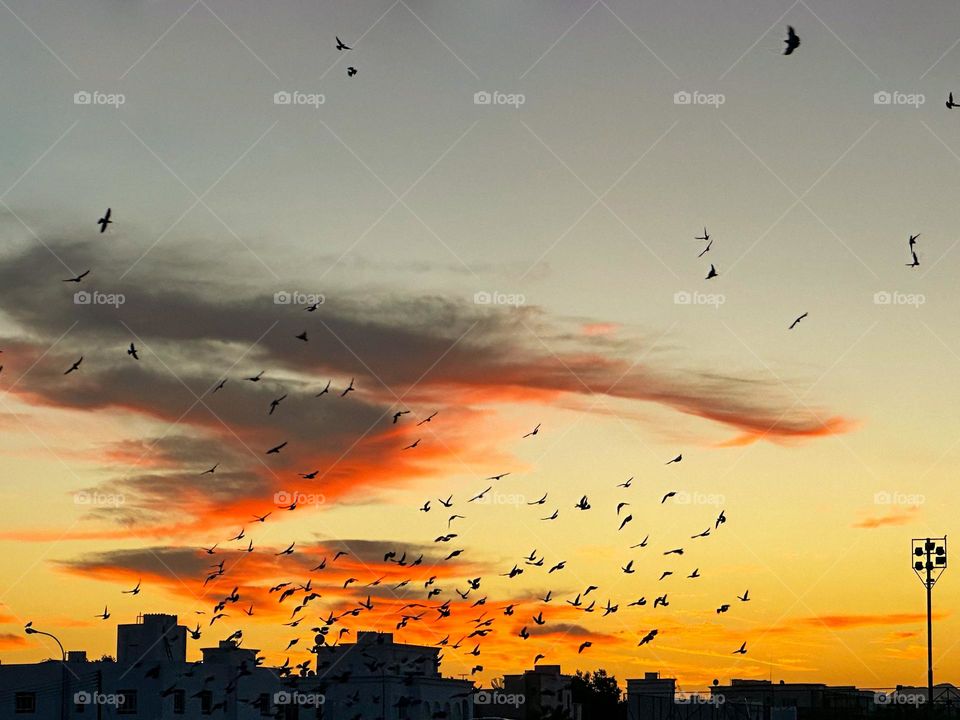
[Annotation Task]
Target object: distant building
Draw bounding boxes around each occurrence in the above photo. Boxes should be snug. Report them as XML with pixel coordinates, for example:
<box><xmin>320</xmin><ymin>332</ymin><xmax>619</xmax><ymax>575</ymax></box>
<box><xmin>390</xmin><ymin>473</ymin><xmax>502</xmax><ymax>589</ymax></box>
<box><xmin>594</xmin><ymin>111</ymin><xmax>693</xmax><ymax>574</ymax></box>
<box><xmin>0</xmin><ymin>615</ymin><xmax>474</xmax><ymax>719</ymax></box>
<box><xmin>474</xmin><ymin>665</ymin><xmax>580</xmax><ymax>720</ymax></box>
<box><xmin>712</xmin><ymin>679</ymin><xmax>873</xmax><ymax>718</ymax></box>
<box><xmin>625</xmin><ymin>672</ymin><xmax>679</xmax><ymax>720</ymax></box>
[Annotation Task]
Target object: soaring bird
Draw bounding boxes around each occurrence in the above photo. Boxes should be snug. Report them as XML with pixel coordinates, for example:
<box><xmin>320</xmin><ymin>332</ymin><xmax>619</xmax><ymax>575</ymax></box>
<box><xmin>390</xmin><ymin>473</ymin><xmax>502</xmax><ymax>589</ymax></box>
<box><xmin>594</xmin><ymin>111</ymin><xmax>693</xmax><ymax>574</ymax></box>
<box><xmin>127</xmin><ymin>343</ymin><xmax>139</xmax><ymax>360</ymax></box>
<box><xmin>733</xmin><ymin>642</ymin><xmax>747</xmax><ymax>655</ymax></box>
<box><xmin>341</xmin><ymin>378</ymin><xmax>355</xmax><ymax>397</ymax></box>
<box><xmin>523</xmin><ymin>423</ymin><xmax>540</xmax><ymax>438</ymax></box>
<box><xmin>665</xmin><ymin>454</ymin><xmax>682</xmax><ymax>465</ymax></box>
<box><xmin>266</xmin><ymin>441</ymin><xmax>288</xmax><ymax>455</ymax></box>
<box><xmin>783</xmin><ymin>25</ymin><xmax>800</xmax><ymax>55</ymax></box>
<box><xmin>122</xmin><ymin>580</ymin><xmax>141</xmax><ymax>595</ymax></box>
<box><xmin>788</xmin><ymin>312</ymin><xmax>808</xmax><ymax>330</ymax></box>
<box><xmin>95</xmin><ymin>606</ymin><xmax>110</xmax><ymax>620</ymax></box>
<box><xmin>63</xmin><ymin>270</ymin><xmax>90</xmax><ymax>283</ymax></box>
<box><xmin>246</xmin><ymin>371</ymin><xmax>264</xmax><ymax>382</ymax></box>
<box><xmin>706</xmin><ymin>264</ymin><xmax>718</xmax><ymax>279</ymax></box>
<box><xmin>336</xmin><ymin>36</ymin><xmax>351</xmax><ymax>50</ymax></box>
<box><xmin>695</xmin><ymin>227</ymin><xmax>710</xmax><ymax>241</ymax></box>
<box><xmin>269</xmin><ymin>395</ymin><xmax>287</xmax><ymax>416</ymax></box>
<box><xmin>64</xmin><ymin>357</ymin><xmax>83</xmax><ymax>375</ymax></box>
<box><xmin>97</xmin><ymin>208</ymin><xmax>112</xmax><ymax>233</ymax></box>
<box><xmin>392</xmin><ymin>410</ymin><xmax>410</xmax><ymax>424</ymax></box>
<box><xmin>295</xmin><ymin>331</ymin><xmax>308</xmax><ymax>342</ymax></box>
<box><xmin>417</xmin><ymin>412</ymin><xmax>438</xmax><ymax>427</ymax></box>
<box><xmin>738</xmin><ymin>589</ymin><xmax>750</xmax><ymax>602</ymax></box>
<box><xmin>200</xmin><ymin>464</ymin><xmax>219</xmax><ymax>476</ymax></box>
<box><xmin>638</xmin><ymin>629</ymin><xmax>658</xmax><ymax>646</ymax></box>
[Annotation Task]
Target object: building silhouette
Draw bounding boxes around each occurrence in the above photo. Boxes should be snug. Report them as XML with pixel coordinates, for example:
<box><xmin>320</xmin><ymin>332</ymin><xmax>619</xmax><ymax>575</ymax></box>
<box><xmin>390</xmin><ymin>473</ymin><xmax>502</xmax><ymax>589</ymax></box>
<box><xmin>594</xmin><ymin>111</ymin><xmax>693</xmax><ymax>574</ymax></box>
<box><xmin>0</xmin><ymin>614</ymin><xmax>474</xmax><ymax>719</ymax></box>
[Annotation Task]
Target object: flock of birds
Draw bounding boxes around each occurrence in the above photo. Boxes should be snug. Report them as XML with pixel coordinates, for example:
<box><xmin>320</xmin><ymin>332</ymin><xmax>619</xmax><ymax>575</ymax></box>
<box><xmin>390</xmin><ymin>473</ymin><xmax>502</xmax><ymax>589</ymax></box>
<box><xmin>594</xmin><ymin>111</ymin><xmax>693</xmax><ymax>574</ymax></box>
<box><xmin>33</xmin><ymin>203</ymin><xmax>764</xmax><ymax>700</ymax></box>
<box><xmin>7</xmin><ymin>22</ymin><xmax>943</xmax><ymax>714</ymax></box>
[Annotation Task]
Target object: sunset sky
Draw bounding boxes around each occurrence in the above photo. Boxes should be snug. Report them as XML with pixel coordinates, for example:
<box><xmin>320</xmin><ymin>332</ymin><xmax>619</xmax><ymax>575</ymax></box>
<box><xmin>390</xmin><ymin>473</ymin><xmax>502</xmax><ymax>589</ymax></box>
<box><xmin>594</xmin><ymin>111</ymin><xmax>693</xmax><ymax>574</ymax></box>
<box><xmin>2</xmin><ymin>0</ymin><xmax>960</xmax><ymax>693</ymax></box>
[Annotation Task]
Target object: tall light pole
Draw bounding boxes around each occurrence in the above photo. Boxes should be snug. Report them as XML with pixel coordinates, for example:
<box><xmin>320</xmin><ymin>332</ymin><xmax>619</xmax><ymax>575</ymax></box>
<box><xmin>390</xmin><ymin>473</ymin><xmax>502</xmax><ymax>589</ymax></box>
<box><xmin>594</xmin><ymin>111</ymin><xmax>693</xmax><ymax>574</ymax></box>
<box><xmin>24</xmin><ymin>622</ymin><xmax>67</xmax><ymax>720</ymax></box>
<box><xmin>912</xmin><ymin>537</ymin><xmax>947</xmax><ymax>716</ymax></box>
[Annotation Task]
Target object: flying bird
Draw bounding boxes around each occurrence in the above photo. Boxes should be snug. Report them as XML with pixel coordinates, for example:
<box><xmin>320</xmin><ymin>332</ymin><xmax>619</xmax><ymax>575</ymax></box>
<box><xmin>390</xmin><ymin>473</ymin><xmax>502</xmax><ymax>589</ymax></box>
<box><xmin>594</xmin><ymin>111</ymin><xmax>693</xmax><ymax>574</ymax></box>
<box><xmin>733</xmin><ymin>642</ymin><xmax>748</xmax><ymax>655</ymax></box>
<box><xmin>63</xmin><ymin>270</ymin><xmax>90</xmax><ymax>283</ymax></box>
<box><xmin>64</xmin><ymin>357</ymin><xmax>83</xmax><ymax>375</ymax></box>
<box><xmin>97</xmin><ymin>208</ymin><xmax>112</xmax><ymax>233</ymax></box>
<box><xmin>695</xmin><ymin>227</ymin><xmax>709</xmax><ymax>241</ymax></box>
<box><xmin>705</xmin><ymin>264</ymin><xmax>718</xmax><ymax>279</ymax></box>
<box><xmin>266</xmin><ymin>441</ymin><xmax>288</xmax><ymax>455</ymax></box>
<box><xmin>783</xmin><ymin>25</ymin><xmax>800</xmax><ymax>55</ymax></box>
<box><xmin>948</xmin><ymin>92</ymin><xmax>958</xmax><ymax>110</ymax></box>
<box><xmin>665</xmin><ymin>454</ymin><xmax>682</xmax><ymax>465</ymax></box>
<box><xmin>523</xmin><ymin>423</ymin><xmax>540</xmax><ymax>438</ymax></box>
<box><xmin>341</xmin><ymin>378</ymin><xmax>355</xmax><ymax>397</ymax></box>
<box><xmin>246</xmin><ymin>371</ymin><xmax>264</xmax><ymax>382</ymax></box>
<box><xmin>336</xmin><ymin>36</ymin><xmax>351</xmax><ymax>50</ymax></box>
<box><xmin>417</xmin><ymin>411</ymin><xmax>438</xmax><ymax>425</ymax></box>
<box><xmin>788</xmin><ymin>312</ymin><xmax>808</xmax><ymax>330</ymax></box>
<box><xmin>295</xmin><ymin>331</ymin><xmax>308</xmax><ymax>342</ymax></box>
<box><xmin>127</xmin><ymin>343</ymin><xmax>139</xmax><ymax>360</ymax></box>
<box><xmin>347</xmin><ymin>67</ymin><xmax>358</xmax><ymax>77</ymax></box>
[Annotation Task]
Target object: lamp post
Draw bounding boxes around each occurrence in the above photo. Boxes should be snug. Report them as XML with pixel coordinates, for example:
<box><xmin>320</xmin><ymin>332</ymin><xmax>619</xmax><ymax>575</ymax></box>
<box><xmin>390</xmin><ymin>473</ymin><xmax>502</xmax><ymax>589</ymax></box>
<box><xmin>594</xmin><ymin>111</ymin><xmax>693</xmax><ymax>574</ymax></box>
<box><xmin>25</xmin><ymin>623</ymin><xmax>67</xmax><ymax>720</ymax></box>
<box><xmin>912</xmin><ymin>537</ymin><xmax>947</xmax><ymax>717</ymax></box>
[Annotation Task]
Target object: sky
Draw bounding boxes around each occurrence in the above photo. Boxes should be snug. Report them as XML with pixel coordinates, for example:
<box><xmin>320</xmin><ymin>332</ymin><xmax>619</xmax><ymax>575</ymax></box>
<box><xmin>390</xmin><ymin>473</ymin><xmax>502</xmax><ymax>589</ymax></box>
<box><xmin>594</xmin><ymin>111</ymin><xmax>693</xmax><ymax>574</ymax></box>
<box><xmin>1</xmin><ymin>0</ymin><xmax>960</xmax><ymax>693</ymax></box>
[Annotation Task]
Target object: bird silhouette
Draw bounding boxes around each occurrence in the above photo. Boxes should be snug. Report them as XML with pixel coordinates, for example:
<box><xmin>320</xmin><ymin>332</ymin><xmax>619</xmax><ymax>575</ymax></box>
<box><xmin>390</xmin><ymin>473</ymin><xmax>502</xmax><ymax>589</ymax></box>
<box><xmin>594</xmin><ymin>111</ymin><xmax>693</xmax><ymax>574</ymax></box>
<box><xmin>784</xmin><ymin>25</ymin><xmax>800</xmax><ymax>55</ymax></box>
<box><xmin>706</xmin><ymin>264</ymin><xmax>718</xmax><ymax>279</ymax></box>
<box><xmin>127</xmin><ymin>343</ymin><xmax>139</xmax><ymax>360</ymax></box>
<box><xmin>347</xmin><ymin>67</ymin><xmax>358</xmax><ymax>77</ymax></box>
<box><xmin>64</xmin><ymin>357</ymin><xmax>83</xmax><ymax>375</ymax></box>
<box><xmin>788</xmin><ymin>312</ymin><xmax>808</xmax><ymax>330</ymax></box>
<box><xmin>97</xmin><ymin>208</ymin><xmax>112</xmax><ymax>233</ymax></box>
<box><xmin>63</xmin><ymin>270</ymin><xmax>90</xmax><ymax>283</ymax></box>
<box><xmin>336</xmin><ymin>36</ymin><xmax>351</xmax><ymax>50</ymax></box>
<box><xmin>948</xmin><ymin>92</ymin><xmax>958</xmax><ymax>109</ymax></box>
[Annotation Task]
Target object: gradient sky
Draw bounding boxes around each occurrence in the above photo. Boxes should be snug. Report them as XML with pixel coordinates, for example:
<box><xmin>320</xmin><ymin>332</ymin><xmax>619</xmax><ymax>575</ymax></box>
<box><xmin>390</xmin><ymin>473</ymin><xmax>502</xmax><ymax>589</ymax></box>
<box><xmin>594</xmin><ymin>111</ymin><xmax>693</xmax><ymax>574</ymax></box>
<box><xmin>1</xmin><ymin>0</ymin><xmax>960</xmax><ymax>693</ymax></box>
